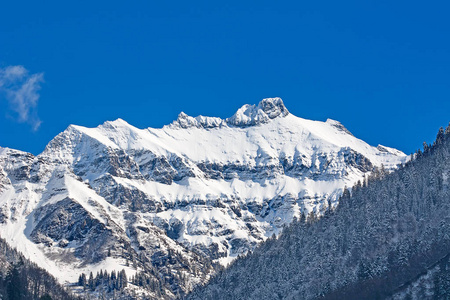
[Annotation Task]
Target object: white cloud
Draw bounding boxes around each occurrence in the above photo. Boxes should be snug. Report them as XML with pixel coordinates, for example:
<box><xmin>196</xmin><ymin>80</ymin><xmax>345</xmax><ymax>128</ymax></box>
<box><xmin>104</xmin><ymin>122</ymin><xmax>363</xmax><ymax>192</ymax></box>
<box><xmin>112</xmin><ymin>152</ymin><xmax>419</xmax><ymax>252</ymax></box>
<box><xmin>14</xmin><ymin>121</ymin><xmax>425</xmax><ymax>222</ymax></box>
<box><xmin>0</xmin><ymin>65</ymin><xmax>44</xmax><ymax>131</ymax></box>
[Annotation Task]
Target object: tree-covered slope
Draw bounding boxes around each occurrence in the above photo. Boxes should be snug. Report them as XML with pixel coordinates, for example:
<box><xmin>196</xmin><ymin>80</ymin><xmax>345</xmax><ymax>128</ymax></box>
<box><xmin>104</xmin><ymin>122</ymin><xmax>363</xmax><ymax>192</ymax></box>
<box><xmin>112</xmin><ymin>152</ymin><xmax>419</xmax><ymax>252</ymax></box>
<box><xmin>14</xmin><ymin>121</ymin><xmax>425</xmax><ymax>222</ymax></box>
<box><xmin>187</xmin><ymin>125</ymin><xmax>450</xmax><ymax>300</ymax></box>
<box><xmin>0</xmin><ymin>237</ymin><xmax>80</xmax><ymax>300</ymax></box>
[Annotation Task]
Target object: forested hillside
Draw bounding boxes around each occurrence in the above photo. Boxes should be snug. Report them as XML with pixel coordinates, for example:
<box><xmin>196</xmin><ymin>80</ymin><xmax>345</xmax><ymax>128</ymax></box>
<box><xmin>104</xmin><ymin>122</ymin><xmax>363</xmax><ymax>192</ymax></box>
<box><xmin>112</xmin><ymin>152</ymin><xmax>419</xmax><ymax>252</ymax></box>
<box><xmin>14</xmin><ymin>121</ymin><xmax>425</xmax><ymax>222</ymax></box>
<box><xmin>187</xmin><ymin>124</ymin><xmax>450</xmax><ymax>300</ymax></box>
<box><xmin>0</xmin><ymin>237</ymin><xmax>80</xmax><ymax>300</ymax></box>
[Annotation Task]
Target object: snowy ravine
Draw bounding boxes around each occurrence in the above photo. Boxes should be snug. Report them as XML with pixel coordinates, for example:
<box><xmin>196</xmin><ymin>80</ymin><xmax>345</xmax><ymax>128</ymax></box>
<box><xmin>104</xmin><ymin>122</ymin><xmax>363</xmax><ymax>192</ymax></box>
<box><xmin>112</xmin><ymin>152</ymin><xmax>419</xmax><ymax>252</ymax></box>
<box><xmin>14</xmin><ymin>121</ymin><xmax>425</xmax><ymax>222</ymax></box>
<box><xmin>0</xmin><ymin>98</ymin><xmax>407</xmax><ymax>295</ymax></box>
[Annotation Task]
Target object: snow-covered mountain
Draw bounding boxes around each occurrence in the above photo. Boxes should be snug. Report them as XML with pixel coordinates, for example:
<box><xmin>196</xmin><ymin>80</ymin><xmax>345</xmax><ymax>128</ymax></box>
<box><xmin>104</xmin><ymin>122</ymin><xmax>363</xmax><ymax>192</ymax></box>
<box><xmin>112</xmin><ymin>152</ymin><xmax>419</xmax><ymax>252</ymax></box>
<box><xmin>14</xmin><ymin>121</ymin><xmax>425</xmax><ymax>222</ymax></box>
<box><xmin>0</xmin><ymin>98</ymin><xmax>407</xmax><ymax>296</ymax></box>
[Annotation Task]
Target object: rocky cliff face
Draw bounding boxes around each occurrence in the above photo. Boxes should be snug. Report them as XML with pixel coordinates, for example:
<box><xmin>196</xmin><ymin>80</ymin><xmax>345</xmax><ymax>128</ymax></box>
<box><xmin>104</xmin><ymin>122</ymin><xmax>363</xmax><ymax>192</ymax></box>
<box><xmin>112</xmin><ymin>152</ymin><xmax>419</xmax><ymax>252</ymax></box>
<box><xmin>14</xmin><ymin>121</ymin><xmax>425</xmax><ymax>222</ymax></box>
<box><xmin>0</xmin><ymin>98</ymin><xmax>407</xmax><ymax>297</ymax></box>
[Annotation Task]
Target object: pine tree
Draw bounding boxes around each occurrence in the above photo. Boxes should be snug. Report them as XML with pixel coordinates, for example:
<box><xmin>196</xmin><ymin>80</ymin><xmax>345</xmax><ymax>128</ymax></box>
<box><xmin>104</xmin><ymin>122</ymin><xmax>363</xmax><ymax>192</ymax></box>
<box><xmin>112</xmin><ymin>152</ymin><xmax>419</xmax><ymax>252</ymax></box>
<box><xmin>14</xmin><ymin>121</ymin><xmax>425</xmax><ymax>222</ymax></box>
<box><xmin>120</xmin><ymin>269</ymin><xmax>127</xmax><ymax>288</ymax></box>
<box><xmin>78</xmin><ymin>273</ymin><xmax>87</xmax><ymax>287</ymax></box>
<box><xmin>88</xmin><ymin>271</ymin><xmax>95</xmax><ymax>291</ymax></box>
<box><xmin>436</xmin><ymin>127</ymin><xmax>445</xmax><ymax>145</ymax></box>
<box><xmin>445</xmin><ymin>122</ymin><xmax>450</xmax><ymax>135</ymax></box>
<box><xmin>6</xmin><ymin>264</ymin><xmax>26</xmax><ymax>300</ymax></box>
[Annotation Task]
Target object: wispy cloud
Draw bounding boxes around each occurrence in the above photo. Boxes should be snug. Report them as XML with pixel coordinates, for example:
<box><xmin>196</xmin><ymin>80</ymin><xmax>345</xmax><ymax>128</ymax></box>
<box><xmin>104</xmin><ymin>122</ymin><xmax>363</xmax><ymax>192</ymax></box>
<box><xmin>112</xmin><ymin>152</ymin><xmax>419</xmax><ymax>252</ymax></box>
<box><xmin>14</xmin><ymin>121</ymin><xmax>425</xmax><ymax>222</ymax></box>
<box><xmin>0</xmin><ymin>65</ymin><xmax>44</xmax><ymax>131</ymax></box>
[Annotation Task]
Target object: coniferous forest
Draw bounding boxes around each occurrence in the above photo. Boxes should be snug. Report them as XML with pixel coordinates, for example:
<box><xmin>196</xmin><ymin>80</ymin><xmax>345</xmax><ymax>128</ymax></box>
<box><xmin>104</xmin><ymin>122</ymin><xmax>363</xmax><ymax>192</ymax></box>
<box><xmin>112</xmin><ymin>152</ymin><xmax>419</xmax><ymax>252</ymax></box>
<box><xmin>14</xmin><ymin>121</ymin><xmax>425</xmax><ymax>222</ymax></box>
<box><xmin>187</xmin><ymin>124</ymin><xmax>450</xmax><ymax>300</ymax></box>
<box><xmin>0</xmin><ymin>237</ymin><xmax>80</xmax><ymax>300</ymax></box>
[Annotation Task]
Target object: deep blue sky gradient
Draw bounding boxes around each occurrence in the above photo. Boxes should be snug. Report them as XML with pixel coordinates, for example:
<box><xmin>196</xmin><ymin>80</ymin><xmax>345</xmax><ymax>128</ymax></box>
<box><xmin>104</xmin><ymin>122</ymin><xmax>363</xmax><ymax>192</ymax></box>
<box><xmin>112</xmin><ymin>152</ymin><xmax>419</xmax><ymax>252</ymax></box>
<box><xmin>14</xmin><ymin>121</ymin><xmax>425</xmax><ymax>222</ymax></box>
<box><xmin>1</xmin><ymin>1</ymin><xmax>449</xmax><ymax>155</ymax></box>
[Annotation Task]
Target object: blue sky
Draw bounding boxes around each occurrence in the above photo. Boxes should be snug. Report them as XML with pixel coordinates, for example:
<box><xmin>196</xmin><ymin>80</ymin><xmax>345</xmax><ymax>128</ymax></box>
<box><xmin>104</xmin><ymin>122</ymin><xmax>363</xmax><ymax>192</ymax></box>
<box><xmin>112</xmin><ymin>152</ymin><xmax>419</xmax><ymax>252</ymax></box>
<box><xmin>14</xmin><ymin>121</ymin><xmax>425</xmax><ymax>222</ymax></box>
<box><xmin>1</xmin><ymin>1</ymin><xmax>449</xmax><ymax>155</ymax></box>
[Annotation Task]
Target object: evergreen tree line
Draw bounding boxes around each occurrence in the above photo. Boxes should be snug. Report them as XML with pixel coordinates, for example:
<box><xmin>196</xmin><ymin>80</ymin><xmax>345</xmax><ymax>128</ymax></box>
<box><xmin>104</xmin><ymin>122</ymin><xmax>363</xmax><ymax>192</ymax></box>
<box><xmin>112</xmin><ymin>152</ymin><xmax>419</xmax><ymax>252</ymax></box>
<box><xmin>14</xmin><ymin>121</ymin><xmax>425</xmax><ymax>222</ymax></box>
<box><xmin>77</xmin><ymin>268</ymin><xmax>189</xmax><ymax>299</ymax></box>
<box><xmin>187</xmin><ymin>123</ymin><xmax>450</xmax><ymax>300</ymax></box>
<box><xmin>78</xmin><ymin>269</ymin><xmax>127</xmax><ymax>292</ymax></box>
<box><xmin>0</xmin><ymin>237</ymin><xmax>80</xmax><ymax>300</ymax></box>
<box><xmin>130</xmin><ymin>271</ymin><xmax>166</xmax><ymax>298</ymax></box>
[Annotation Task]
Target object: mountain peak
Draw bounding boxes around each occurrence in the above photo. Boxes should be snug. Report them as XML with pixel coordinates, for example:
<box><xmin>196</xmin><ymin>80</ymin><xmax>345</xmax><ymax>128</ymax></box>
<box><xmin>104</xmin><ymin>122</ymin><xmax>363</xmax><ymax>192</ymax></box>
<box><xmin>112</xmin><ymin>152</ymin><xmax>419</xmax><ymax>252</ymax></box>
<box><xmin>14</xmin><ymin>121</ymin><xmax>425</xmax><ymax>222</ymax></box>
<box><xmin>227</xmin><ymin>97</ymin><xmax>289</xmax><ymax>127</ymax></box>
<box><xmin>169</xmin><ymin>98</ymin><xmax>289</xmax><ymax>129</ymax></box>
<box><xmin>258</xmin><ymin>97</ymin><xmax>289</xmax><ymax>119</ymax></box>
